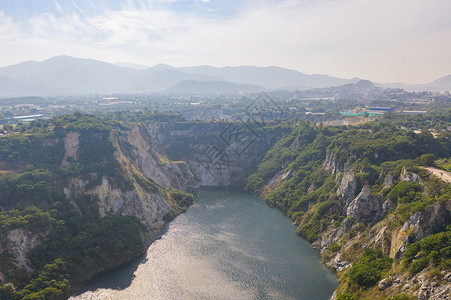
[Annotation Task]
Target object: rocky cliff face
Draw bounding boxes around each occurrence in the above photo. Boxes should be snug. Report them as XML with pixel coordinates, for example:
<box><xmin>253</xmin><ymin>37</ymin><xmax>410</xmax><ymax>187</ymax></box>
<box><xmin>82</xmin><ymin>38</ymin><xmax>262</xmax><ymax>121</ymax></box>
<box><xmin>117</xmin><ymin>125</ymin><xmax>195</xmax><ymax>190</ymax></box>
<box><xmin>63</xmin><ymin>176</ymin><xmax>172</xmax><ymax>245</ymax></box>
<box><xmin>0</xmin><ymin>123</ymin><xmax>198</xmax><ymax>285</ymax></box>
<box><xmin>62</xmin><ymin>125</ymin><xmax>196</xmax><ymax>245</ymax></box>
<box><xmin>256</xmin><ymin>140</ymin><xmax>451</xmax><ymax>298</ymax></box>
<box><xmin>400</xmin><ymin>166</ymin><xmax>423</xmax><ymax>183</ymax></box>
<box><xmin>320</xmin><ymin>166</ymin><xmax>451</xmax><ymax>299</ymax></box>
<box><xmin>61</xmin><ymin>131</ymin><xmax>80</xmax><ymax>166</ymax></box>
<box><xmin>0</xmin><ymin>229</ymin><xmax>49</xmax><ymax>277</ymax></box>
<box><xmin>150</xmin><ymin>122</ymin><xmax>279</xmax><ymax>186</ymax></box>
<box><xmin>320</xmin><ymin>168</ymin><xmax>451</xmax><ymax>256</ymax></box>
<box><xmin>323</xmin><ymin>150</ymin><xmax>339</xmax><ymax>175</ymax></box>
<box><xmin>346</xmin><ymin>185</ymin><xmax>384</xmax><ymax>224</ymax></box>
<box><xmin>336</xmin><ymin>170</ymin><xmax>357</xmax><ymax>203</ymax></box>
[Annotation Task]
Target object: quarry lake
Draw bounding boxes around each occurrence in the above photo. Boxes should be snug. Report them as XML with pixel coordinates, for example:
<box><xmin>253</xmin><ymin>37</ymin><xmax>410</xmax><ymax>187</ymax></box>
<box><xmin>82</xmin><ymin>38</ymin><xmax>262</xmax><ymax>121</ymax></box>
<box><xmin>71</xmin><ymin>190</ymin><xmax>338</xmax><ymax>300</ymax></box>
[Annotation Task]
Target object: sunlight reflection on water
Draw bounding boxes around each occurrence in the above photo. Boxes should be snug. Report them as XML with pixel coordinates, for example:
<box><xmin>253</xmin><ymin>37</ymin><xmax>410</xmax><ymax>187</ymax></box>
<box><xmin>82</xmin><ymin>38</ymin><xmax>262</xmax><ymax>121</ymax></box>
<box><xmin>71</xmin><ymin>190</ymin><xmax>337</xmax><ymax>300</ymax></box>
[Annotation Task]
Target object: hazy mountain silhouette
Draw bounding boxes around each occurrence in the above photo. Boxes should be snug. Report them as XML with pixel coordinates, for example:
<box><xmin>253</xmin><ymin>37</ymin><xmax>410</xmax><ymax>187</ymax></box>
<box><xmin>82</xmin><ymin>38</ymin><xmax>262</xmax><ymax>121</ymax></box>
<box><xmin>376</xmin><ymin>75</ymin><xmax>451</xmax><ymax>92</ymax></box>
<box><xmin>178</xmin><ymin>65</ymin><xmax>361</xmax><ymax>89</ymax></box>
<box><xmin>114</xmin><ymin>62</ymin><xmax>149</xmax><ymax>70</ymax></box>
<box><xmin>2</xmin><ymin>56</ymin><xmax>445</xmax><ymax>97</ymax></box>
<box><xmin>0</xmin><ymin>56</ymin><xmax>228</xmax><ymax>96</ymax></box>
<box><xmin>0</xmin><ymin>56</ymin><xmax>137</xmax><ymax>95</ymax></box>
<box><xmin>429</xmin><ymin>74</ymin><xmax>451</xmax><ymax>90</ymax></box>
<box><xmin>338</xmin><ymin>79</ymin><xmax>377</xmax><ymax>90</ymax></box>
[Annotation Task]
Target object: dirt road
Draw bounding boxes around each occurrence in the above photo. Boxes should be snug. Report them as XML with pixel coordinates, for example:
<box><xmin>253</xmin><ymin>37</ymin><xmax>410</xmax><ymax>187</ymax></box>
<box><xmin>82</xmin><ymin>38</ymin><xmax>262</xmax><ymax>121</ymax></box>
<box><xmin>422</xmin><ymin>167</ymin><xmax>451</xmax><ymax>184</ymax></box>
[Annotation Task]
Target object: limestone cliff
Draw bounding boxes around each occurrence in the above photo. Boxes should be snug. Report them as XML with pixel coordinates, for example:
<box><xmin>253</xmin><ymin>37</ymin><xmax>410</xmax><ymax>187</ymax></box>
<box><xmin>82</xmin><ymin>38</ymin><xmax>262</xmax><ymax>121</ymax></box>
<box><xmin>319</xmin><ymin>167</ymin><xmax>451</xmax><ymax>299</ymax></box>
<box><xmin>323</xmin><ymin>150</ymin><xmax>339</xmax><ymax>175</ymax></box>
<box><xmin>0</xmin><ymin>122</ymin><xmax>197</xmax><ymax>288</ymax></box>
<box><xmin>0</xmin><ymin>229</ymin><xmax>49</xmax><ymax>275</ymax></box>
<box><xmin>61</xmin><ymin>125</ymin><xmax>196</xmax><ymax>245</ymax></box>
<box><xmin>150</xmin><ymin>122</ymin><xmax>280</xmax><ymax>186</ymax></box>
<box><xmin>63</xmin><ymin>176</ymin><xmax>172</xmax><ymax>245</ymax></box>
<box><xmin>61</xmin><ymin>131</ymin><xmax>80</xmax><ymax>166</ymax></box>
<box><xmin>116</xmin><ymin>125</ymin><xmax>194</xmax><ymax>190</ymax></box>
<box><xmin>336</xmin><ymin>170</ymin><xmax>357</xmax><ymax>204</ymax></box>
<box><xmin>346</xmin><ymin>185</ymin><xmax>384</xmax><ymax>224</ymax></box>
<box><xmin>252</xmin><ymin>135</ymin><xmax>451</xmax><ymax>300</ymax></box>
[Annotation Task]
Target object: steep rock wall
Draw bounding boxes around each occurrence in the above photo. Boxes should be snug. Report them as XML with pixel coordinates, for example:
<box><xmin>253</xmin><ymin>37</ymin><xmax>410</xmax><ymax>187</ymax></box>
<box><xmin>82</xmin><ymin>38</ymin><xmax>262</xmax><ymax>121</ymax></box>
<box><xmin>117</xmin><ymin>125</ymin><xmax>194</xmax><ymax>190</ymax></box>
<box><xmin>61</xmin><ymin>131</ymin><xmax>80</xmax><ymax>166</ymax></box>
<box><xmin>64</xmin><ymin>176</ymin><xmax>172</xmax><ymax>245</ymax></box>
<box><xmin>62</xmin><ymin>126</ymin><xmax>196</xmax><ymax>245</ymax></box>
<box><xmin>0</xmin><ymin>229</ymin><xmax>49</xmax><ymax>274</ymax></box>
<box><xmin>149</xmin><ymin>122</ymin><xmax>279</xmax><ymax>186</ymax></box>
<box><xmin>0</xmin><ymin>125</ymin><xmax>196</xmax><ymax>282</ymax></box>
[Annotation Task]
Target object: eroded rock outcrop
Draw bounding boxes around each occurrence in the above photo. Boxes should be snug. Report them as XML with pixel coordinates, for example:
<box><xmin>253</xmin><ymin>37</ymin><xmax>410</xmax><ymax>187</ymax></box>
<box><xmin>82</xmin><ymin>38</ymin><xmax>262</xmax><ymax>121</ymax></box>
<box><xmin>267</xmin><ymin>170</ymin><xmax>292</xmax><ymax>191</ymax></box>
<box><xmin>61</xmin><ymin>131</ymin><xmax>80</xmax><ymax>166</ymax></box>
<box><xmin>61</xmin><ymin>126</ymin><xmax>197</xmax><ymax>245</ymax></box>
<box><xmin>346</xmin><ymin>185</ymin><xmax>384</xmax><ymax>223</ymax></box>
<box><xmin>4</xmin><ymin>229</ymin><xmax>48</xmax><ymax>272</ymax></box>
<box><xmin>117</xmin><ymin>125</ymin><xmax>194</xmax><ymax>190</ymax></box>
<box><xmin>336</xmin><ymin>170</ymin><xmax>357</xmax><ymax>202</ymax></box>
<box><xmin>400</xmin><ymin>166</ymin><xmax>422</xmax><ymax>183</ymax></box>
<box><xmin>385</xmin><ymin>201</ymin><xmax>451</xmax><ymax>259</ymax></box>
<box><xmin>323</xmin><ymin>150</ymin><xmax>339</xmax><ymax>175</ymax></box>
<box><xmin>373</xmin><ymin>270</ymin><xmax>451</xmax><ymax>300</ymax></box>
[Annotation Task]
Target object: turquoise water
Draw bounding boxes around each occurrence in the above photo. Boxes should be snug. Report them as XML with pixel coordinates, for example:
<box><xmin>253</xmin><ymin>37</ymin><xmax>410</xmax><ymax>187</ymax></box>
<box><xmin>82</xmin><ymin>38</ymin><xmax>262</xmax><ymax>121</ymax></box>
<box><xmin>71</xmin><ymin>190</ymin><xmax>337</xmax><ymax>300</ymax></box>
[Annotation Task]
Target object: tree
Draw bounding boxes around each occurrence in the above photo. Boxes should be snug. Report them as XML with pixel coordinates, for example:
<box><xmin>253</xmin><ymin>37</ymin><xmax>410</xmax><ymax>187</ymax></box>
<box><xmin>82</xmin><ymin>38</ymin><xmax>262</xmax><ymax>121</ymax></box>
<box><xmin>0</xmin><ymin>283</ymin><xmax>16</xmax><ymax>299</ymax></box>
<box><xmin>418</xmin><ymin>153</ymin><xmax>436</xmax><ymax>166</ymax></box>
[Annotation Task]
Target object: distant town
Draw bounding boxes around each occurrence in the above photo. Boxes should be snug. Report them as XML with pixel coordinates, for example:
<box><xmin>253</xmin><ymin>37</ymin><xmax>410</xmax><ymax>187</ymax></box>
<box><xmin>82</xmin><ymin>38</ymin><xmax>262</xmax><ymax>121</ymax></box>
<box><xmin>1</xmin><ymin>79</ymin><xmax>450</xmax><ymax>136</ymax></box>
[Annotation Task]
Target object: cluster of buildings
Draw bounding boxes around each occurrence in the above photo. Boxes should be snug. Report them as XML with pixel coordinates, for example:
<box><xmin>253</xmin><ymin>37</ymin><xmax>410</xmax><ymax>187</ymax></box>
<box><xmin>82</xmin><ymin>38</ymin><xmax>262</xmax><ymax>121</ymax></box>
<box><xmin>339</xmin><ymin>107</ymin><xmax>394</xmax><ymax>117</ymax></box>
<box><xmin>0</xmin><ymin>114</ymin><xmax>48</xmax><ymax>125</ymax></box>
<box><xmin>339</xmin><ymin>107</ymin><xmax>427</xmax><ymax>117</ymax></box>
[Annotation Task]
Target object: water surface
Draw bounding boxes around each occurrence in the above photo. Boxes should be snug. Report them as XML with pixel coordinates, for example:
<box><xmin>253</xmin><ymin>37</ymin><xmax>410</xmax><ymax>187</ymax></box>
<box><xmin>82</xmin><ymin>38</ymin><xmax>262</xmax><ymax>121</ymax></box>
<box><xmin>71</xmin><ymin>190</ymin><xmax>337</xmax><ymax>299</ymax></box>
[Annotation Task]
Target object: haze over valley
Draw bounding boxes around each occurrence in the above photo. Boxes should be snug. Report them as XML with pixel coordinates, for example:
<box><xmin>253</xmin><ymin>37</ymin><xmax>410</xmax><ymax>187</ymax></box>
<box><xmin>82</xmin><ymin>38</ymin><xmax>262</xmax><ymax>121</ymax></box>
<box><xmin>0</xmin><ymin>1</ymin><xmax>451</xmax><ymax>300</ymax></box>
<box><xmin>1</xmin><ymin>56</ymin><xmax>451</xmax><ymax>97</ymax></box>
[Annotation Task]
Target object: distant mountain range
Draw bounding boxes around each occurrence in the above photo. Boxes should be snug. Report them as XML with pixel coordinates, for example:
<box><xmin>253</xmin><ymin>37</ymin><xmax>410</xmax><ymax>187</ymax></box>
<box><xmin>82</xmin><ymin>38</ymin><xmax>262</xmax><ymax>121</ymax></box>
<box><xmin>0</xmin><ymin>56</ymin><xmax>449</xmax><ymax>97</ymax></box>
<box><xmin>178</xmin><ymin>65</ymin><xmax>360</xmax><ymax>89</ymax></box>
<box><xmin>429</xmin><ymin>74</ymin><xmax>451</xmax><ymax>91</ymax></box>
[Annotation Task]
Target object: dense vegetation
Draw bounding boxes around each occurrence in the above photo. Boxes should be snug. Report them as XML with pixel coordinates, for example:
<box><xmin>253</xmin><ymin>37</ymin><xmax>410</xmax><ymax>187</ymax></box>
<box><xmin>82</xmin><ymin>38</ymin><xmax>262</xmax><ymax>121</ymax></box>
<box><xmin>247</xmin><ymin>119</ymin><xmax>450</xmax><ymax>242</ymax></box>
<box><xmin>348</xmin><ymin>248</ymin><xmax>393</xmax><ymax>287</ymax></box>
<box><xmin>103</xmin><ymin>110</ymin><xmax>186</xmax><ymax>125</ymax></box>
<box><xmin>0</xmin><ymin>112</ymin><xmax>187</xmax><ymax>299</ymax></box>
<box><xmin>246</xmin><ymin>115</ymin><xmax>451</xmax><ymax>298</ymax></box>
<box><xmin>403</xmin><ymin>228</ymin><xmax>451</xmax><ymax>275</ymax></box>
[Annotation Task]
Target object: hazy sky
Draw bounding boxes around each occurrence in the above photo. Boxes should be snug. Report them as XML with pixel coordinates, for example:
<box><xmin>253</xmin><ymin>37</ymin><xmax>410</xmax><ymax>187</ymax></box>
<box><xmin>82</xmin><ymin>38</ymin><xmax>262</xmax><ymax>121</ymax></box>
<box><xmin>0</xmin><ymin>0</ymin><xmax>450</xmax><ymax>83</ymax></box>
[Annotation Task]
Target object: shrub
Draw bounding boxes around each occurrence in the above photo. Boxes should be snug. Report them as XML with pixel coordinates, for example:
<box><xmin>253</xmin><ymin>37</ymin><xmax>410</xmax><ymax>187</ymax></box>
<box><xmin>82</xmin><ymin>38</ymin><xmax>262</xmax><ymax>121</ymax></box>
<box><xmin>392</xmin><ymin>294</ymin><xmax>412</xmax><ymax>300</ymax></box>
<box><xmin>336</xmin><ymin>293</ymin><xmax>359</xmax><ymax>300</ymax></box>
<box><xmin>403</xmin><ymin>229</ymin><xmax>451</xmax><ymax>274</ymax></box>
<box><xmin>408</xmin><ymin>257</ymin><xmax>429</xmax><ymax>275</ymax></box>
<box><xmin>328</xmin><ymin>242</ymin><xmax>342</xmax><ymax>252</ymax></box>
<box><xmin>348</xmin><ymin>248</ymin><xmax>392</xmax><ymax>287</ymax></box>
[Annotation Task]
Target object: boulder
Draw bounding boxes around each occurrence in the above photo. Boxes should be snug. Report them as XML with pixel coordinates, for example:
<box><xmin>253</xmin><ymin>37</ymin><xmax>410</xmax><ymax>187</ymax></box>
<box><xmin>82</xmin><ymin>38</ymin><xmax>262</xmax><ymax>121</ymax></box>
<box><xmin>378</xmin><ymin>278</ymin><xmax>392</xmax><ymax>290</ymax></box>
